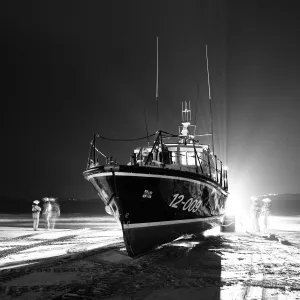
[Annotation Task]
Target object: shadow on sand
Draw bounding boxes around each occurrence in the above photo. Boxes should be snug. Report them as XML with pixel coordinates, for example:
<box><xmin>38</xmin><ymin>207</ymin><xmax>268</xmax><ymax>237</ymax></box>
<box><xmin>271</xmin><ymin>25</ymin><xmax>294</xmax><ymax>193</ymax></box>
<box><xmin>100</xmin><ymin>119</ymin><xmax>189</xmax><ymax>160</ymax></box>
<box><xmin>90</xmin><ymin>233</ymin><xmax>225</xmax><ymax>300</ymax></box>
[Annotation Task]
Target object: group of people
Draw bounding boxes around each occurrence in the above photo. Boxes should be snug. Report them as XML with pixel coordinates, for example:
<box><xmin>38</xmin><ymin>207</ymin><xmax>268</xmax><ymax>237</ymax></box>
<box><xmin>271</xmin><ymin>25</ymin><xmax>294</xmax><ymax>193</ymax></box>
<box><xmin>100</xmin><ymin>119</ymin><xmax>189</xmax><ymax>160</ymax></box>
<box><xmin>250</xmin><ymin>197</ymin><xmax>272</xmax><ymax>233</ymax></box>
<box><xmin>32</xmin><ymin>197</ymin><xmax>61</xmax><ymax>231</ymax></box>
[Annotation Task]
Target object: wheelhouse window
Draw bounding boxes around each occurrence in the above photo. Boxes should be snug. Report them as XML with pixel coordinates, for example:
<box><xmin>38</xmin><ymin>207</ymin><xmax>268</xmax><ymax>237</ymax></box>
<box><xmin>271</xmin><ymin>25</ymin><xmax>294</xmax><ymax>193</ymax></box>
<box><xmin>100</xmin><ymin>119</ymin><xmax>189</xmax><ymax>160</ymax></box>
<box><xmin>181</xmin><ymin>152</ymin><xmax>187</xmax><ymax>165</ymax></box>
<box><xmin>172</xmin><ymin>151</ymin><xmax>196</xmax><ymax>166</ymax></box>
<box><xmin>171</xmin><ymin>152</ymin><xmax>179</xmax><ymax>164</ymax></box>
<box><xmin>187</xmin><ymin>152</ymin><xmax>195</xmax><ymax>165</ymax></box>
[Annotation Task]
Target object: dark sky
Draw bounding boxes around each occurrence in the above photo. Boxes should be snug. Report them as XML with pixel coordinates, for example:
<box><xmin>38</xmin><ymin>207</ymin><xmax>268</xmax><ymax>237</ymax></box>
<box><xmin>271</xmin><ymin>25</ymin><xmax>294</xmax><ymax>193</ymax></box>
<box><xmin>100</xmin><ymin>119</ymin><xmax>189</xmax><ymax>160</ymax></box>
<box><xmin>1</xmin><ymin>1</ymin><xmax>300</xmax><ymax>202</ymax></box>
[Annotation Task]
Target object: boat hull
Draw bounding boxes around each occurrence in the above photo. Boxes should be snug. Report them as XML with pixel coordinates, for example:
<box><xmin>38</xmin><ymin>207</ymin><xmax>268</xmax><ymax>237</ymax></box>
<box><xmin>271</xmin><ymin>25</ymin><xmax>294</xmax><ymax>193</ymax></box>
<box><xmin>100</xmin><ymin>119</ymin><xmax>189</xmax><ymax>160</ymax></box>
<box><xmin>83</xmin><ymin>165</ymin><xmax>228</xmax><ymax>256</ymax></box>
<box><xmin>123</xmin><ymin>216</ymin><xmax>222</xmax><ymax>256</ymax></box>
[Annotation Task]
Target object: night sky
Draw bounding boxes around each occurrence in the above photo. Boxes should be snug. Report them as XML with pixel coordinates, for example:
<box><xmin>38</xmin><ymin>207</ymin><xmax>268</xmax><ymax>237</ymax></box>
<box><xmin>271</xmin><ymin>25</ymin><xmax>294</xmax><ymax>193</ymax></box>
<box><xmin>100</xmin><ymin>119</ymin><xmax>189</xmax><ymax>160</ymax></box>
<box><xmin>1</xmin><ymin>1</ymin><xmax>300</xmax><ymax>203</ymax></box>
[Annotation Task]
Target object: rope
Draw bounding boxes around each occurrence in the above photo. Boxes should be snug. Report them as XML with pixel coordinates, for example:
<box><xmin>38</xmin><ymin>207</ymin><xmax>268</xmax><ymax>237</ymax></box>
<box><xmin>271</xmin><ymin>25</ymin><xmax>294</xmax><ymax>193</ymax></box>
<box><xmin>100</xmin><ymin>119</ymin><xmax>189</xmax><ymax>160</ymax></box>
<box><xmin>94</xmin><ymin>129</ymin><xmax>215</xmax><ymax>143</ymax></box>
<box><xmin>95</xmin><ymin>130</ymin><xmax>199</xmax><ymax>142</ymax></box>
<box><xmin>96</xmin><ymin>130</ymin><xmax>178</xmax><ymax>142</ymax></box>
<box><xmin>96</xmin><ymin>133</ymin><xmax>156</xmax><ymax>142</ymax></box>
<box><xmin>160</xmin><ymin>130</ymin><xmax>179</xmax><ymax>137</ymax></box>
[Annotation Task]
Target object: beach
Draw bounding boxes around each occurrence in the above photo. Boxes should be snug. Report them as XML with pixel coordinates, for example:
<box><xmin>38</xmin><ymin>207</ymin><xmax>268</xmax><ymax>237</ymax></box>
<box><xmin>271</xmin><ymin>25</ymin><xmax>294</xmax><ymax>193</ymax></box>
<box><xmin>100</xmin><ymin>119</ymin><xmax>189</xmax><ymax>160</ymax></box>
<box><xmin>0</xmin><ymin>214</ymin><xmax>300</xmax><ymax>299</ymax></box>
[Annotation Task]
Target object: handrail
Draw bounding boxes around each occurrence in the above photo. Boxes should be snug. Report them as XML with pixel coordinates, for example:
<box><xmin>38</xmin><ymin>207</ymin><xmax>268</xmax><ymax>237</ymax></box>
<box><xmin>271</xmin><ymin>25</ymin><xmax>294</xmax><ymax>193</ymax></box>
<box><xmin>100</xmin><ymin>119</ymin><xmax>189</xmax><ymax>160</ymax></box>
<box><xmin>86</xmin><ymin>133</ymin><xmax>228</xmax><ymax>191</ymax></box>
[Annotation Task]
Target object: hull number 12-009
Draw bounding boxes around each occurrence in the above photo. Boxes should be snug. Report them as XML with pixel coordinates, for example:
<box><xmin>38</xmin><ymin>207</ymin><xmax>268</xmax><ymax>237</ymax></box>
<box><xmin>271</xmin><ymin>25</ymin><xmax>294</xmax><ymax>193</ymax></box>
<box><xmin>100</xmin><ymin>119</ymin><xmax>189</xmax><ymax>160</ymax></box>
<box><xmin>169</xmin><ymin>193</ymin><xmax>201</xmax><ymax>213</ymax></box>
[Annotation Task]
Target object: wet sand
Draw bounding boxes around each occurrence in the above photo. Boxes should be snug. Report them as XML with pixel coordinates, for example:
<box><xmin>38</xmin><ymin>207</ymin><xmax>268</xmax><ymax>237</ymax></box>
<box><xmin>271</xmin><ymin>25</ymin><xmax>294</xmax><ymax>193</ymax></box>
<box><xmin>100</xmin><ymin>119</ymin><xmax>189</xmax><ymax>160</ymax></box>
<box><xmin>0</xmin><ymin>214</ymin><xmax>300</xmax><ymax>299</ymax></box>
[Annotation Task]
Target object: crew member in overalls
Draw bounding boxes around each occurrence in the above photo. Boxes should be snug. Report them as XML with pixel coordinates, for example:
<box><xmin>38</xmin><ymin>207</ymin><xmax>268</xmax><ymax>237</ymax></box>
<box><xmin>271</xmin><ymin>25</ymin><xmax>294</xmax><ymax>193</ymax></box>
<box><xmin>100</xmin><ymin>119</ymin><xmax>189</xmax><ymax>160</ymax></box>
<box><xmin>42</xmin><ymin>198</ymin><xmax>52</xmax><ymax>230</ymax></box>
<box><xmin>261</xmin><ymin>198</ymin><xmax>271</xmax><ymax>231</ymax></box>
<box><xmin>32</xmin><ymin>200</ymin><xmax>41</xmax><ymax>231</ymax></box>
<box><xmin>250</xmin><ymin>197</ymin><xmax>261</xmax><ymax>233</ymax></box>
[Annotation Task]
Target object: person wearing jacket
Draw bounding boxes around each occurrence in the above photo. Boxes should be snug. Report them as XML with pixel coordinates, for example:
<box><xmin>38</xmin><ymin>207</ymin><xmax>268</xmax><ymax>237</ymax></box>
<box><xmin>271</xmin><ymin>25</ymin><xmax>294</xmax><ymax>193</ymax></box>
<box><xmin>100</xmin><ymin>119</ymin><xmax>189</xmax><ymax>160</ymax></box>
<box><xmin>32</xmin><ymin>200</ymin><xmax>41</xmax><ymax>231</ymax></box>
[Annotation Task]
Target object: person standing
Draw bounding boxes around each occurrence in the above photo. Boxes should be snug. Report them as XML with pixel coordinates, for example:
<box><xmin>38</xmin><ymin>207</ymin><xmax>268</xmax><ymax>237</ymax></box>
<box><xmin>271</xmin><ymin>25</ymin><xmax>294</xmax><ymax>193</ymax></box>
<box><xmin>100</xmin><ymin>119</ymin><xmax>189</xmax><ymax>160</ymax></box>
<box><xmin>250</xmin><ymin>197</ymin><xmax>262</xmax><ymax>233</ymax></box>
<box><xmin>49</xmin><ymin>199</ymin><xmax>60</xmax><ymax>230</ymax></box>
<box><xmin>42</xmin><ymin>198</ymin><xmax>52</xmax><ymax>230</ymax></box>
<box><xmin>32</xmin><ymin>200</ymin><xmax>41</xmax><ymax>231</ymax></box>
<box><xmin>261</xmin><ymin>198</ymin><xmax>271</xmax><ymax>231</ymax></box>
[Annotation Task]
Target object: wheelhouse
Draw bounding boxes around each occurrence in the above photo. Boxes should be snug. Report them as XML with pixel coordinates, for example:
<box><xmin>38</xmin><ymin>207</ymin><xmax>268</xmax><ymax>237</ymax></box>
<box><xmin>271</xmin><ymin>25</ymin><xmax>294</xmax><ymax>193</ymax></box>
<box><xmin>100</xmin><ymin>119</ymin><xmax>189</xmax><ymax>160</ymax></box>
<box><xmin>86</xmin><ymin>102</ymin><xmax>228</xmax><ymax>191</ymax></box>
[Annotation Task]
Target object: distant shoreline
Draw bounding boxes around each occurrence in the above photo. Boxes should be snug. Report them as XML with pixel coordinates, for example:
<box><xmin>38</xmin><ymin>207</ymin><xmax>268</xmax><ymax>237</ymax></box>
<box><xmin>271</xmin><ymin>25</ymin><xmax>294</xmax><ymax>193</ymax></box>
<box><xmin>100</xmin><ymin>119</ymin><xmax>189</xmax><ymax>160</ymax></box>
<box><xmin>2</xmin><ymin>196</ymin><xmax>300</xmax><ymax>215</ymax></box>
<box><xmin>0</xmin><ymin>213</ymin><xmax>109</xmax><ymax>218</ymax></box>
<box><xmin>1</xmin><ymin>198</ymin><xmax>106</xmax><ymax>215</ymax></box>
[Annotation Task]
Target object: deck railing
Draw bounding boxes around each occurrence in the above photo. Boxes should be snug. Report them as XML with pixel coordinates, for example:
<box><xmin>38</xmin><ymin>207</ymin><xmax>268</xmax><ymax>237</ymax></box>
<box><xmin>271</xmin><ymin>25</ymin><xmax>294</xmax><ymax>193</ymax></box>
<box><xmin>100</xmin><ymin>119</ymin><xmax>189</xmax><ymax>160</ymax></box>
<box><xmin>86</xmin><ymin>131</ymin><xmax>228</xmax><ymax>191</ymax></box>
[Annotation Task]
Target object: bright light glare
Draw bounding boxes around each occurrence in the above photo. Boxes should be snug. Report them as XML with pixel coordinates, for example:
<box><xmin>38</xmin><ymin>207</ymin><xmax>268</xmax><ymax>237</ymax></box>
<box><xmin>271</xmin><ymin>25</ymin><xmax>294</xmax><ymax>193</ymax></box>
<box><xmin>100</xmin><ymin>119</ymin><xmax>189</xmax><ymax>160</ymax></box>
<box><xmin>225</xmin><ymin>180</ymin><xmax>250</xmax><ymax>217</ymax></box>
<box><xmin>262</xmin><ymin>197</ymin><xmax>271</xmax><ymax>203</ymax></box>
<box><xmin>225</xmin><ymin>195</ymin><xmax>243</xmax><ymax>217</ymax></box>
<box><xmin>203</xmin><ymin>226</ymin><xmax>221</xmax><ymax>236</ymax></box>
<box><xmin>170</xmin><ymin>241</ymin><xmax>201</xmax><ymax>248</ymax></box>
<box><xmin>225</xmin><ymin>198</ymin><xmax>237</xmax><ymax>215</ymax></box>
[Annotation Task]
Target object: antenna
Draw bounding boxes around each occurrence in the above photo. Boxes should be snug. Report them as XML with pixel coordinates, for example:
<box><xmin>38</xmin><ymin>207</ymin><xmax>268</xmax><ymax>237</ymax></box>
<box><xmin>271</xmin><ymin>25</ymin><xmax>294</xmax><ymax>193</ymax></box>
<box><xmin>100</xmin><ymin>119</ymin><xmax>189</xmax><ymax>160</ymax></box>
<box><xmin>143</xmin><ymin>109</ymin><xmax>150</xmax><ymax>146</ymax></box>
<box><xmin>156</xmin><ymin>36</ymin><xmax>159</xmax><ymax>130</ymax></box>
<box><xmin>205</xmin><ymin>44</ymin><xmax>215</xmax><ymax>155</ymax></box>
<box><xmin>194</xmin><ymin>83</ymin><xmax>199</xmax><ymax>125</ymax></box>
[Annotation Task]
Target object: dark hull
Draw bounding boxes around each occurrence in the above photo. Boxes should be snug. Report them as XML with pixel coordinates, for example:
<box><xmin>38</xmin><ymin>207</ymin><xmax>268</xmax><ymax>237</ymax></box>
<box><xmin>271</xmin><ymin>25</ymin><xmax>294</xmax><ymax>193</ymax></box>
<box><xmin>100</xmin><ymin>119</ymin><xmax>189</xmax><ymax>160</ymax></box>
<box><xmin>83</xmin><ymin>165</ymin><xmax>228</xmax><ymax>256</ymax></box>
<box><xmin>123</xmin><ymin>216</ymin><xmax>222</xmax><ymax>256</ymax></box>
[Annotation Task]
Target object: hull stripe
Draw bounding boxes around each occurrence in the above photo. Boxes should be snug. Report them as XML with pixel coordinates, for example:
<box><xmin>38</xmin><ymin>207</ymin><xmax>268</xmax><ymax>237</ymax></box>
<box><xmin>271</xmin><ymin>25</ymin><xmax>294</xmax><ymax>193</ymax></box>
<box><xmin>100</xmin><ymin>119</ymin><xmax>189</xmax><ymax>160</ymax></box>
<box><xmin>86</xmin><ymin>172</ymin><xmax>226</xmax><ymax>195</ymax></box>
<box><xmin>123</xmin><ymin>215</ymin><xmax>222</xmax><ymax>229</ymax></box>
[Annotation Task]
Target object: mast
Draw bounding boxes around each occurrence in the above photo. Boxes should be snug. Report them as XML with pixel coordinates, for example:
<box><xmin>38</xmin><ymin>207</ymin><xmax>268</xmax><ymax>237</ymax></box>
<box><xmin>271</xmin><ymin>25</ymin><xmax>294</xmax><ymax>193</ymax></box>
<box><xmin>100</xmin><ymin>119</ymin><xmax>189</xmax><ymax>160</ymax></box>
<box><xmin>156</xmin><ymin>36</ymin><xmax>159</xmax><ymax>131</ymax></box>
<box><xmin>143</xmin><ymin>109</ymin><xmax>150</xmax><ymax>146</ymax></box>
<box><xmin>205</xmin><ymin>44</ymin><xmax>215</xmax><ymax>156</ymax></box>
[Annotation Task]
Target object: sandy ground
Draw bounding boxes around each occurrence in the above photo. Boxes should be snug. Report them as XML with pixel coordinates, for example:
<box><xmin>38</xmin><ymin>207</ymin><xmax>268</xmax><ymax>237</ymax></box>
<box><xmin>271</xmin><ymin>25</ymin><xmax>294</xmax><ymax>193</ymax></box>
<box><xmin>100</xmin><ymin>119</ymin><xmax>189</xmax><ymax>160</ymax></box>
<box><xmin>0</xmin><ymin>214</ymin><xmax>300</xmax><ymax>299</ymax></box>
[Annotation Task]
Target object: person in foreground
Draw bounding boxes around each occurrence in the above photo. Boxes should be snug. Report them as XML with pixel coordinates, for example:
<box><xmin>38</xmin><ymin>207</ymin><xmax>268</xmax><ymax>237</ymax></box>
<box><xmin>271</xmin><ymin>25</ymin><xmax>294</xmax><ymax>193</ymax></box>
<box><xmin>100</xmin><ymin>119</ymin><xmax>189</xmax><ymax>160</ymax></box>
<box><xmin>32</xmin><ymin>200</ymin><xmax>41</xmax><ymax>231</ymax></box>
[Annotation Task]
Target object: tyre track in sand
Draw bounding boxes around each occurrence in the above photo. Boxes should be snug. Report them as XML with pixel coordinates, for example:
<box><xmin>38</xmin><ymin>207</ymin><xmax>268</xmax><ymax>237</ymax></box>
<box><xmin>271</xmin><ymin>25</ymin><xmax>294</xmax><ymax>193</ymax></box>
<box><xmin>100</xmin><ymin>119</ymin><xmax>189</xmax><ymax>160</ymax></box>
<box><xmin>0</xmin><ymin>234</ymin><xmax>80</xmax><ymax>260</ymax></box>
